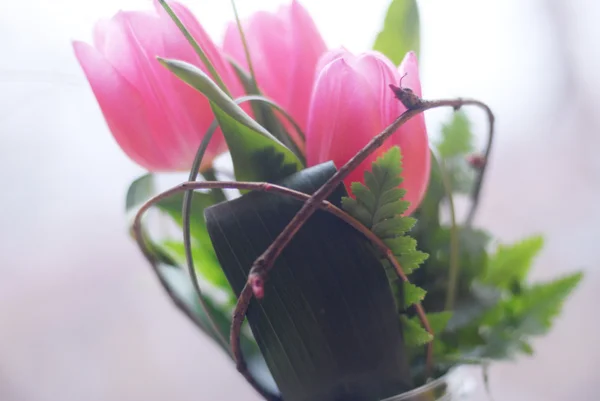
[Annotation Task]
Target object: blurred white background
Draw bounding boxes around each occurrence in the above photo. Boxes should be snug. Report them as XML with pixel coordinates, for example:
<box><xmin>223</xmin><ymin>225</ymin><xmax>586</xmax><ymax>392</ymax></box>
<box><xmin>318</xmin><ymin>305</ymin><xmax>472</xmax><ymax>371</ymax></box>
<box><xmin>1</xmin><ymin>0</ymin><xmax>599</xmax><ymax>400</ymax></box>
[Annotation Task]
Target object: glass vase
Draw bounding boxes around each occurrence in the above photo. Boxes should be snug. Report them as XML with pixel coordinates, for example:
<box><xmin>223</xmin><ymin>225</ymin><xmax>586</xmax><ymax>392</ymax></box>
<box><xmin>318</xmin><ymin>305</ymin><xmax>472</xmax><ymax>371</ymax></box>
<box><xmin>381</xmin><ymin>367</ymin><xmax>477</xmax><ymax>401</ymax></box>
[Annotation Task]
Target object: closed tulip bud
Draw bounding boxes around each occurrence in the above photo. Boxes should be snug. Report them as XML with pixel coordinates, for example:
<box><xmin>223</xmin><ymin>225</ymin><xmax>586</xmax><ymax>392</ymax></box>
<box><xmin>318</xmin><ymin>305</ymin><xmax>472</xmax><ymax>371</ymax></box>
<box><xmin>306</xmin><ymin>50</ymin><xmax>430</xmax><ymax>215</ymax></box>
<box><xmin>223</xmin><ymin>0</ymin><xmax>326</xmax><ymax>146</ymax></box>
<box><xmin>73</xmin><ymin>1</ymin><xmax>242</xmax><ymax>172</ymax></box>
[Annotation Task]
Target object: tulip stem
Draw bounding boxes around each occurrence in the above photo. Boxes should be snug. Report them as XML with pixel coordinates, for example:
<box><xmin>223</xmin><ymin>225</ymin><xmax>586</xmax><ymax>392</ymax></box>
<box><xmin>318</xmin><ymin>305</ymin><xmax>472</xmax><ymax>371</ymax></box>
<box><xmin>132</xmin><ymin>179</ymin><xmax>432</xmax><ymax>400</ymax></box>
<box><xmin>439</xmin><ymin>158</ymin><xmax>460</xmax><ymax>311</ymax></box>
<box><xmin>175</xmin><ymin>94</ymin><xmax>309</xmax><ymax>368</ymax></box>
<box><xmin>159</xmin><ymin>0</ymin><xmax>231</xmax><ymax>96</ymax></box>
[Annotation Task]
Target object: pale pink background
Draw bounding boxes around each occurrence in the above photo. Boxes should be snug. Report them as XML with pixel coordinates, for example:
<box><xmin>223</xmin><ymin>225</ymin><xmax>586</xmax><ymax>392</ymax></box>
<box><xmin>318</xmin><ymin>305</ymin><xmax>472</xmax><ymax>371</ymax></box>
<box><xmin>0</xmin><ymin>0</ymin><xmax>599</xmax><ymax>400</ymax></box>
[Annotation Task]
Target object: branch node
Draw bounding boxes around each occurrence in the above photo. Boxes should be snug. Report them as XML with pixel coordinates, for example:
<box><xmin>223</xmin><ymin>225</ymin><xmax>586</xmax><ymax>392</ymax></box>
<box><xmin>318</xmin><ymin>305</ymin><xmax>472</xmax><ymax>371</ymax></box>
<box><xmin>249</xmin><ymin>272</ymin><xmax>265</xmax><ymax>299</ymax></box>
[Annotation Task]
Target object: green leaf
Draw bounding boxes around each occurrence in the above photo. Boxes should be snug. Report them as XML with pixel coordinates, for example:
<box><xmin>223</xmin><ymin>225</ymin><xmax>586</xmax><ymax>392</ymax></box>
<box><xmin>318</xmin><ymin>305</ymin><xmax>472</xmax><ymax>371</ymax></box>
<box><xmin>373</xmin><ymin>0</ymin><xmax>420</xmax><ymax>65</ymax></box>
<box><xmin>427</xmin><ymin>311</ymin><xmax>453</xmax><ymax>335</ymax></box>
<box><xmin>155</xmin><ymin>192</ymin><xmax>215</xmax><ymax>244</ymax></box>
<box><xmin>436</xmin><ymin>111</ymin><xmax>474</xmax><ymax>159</ymax></box>
<box><xmin>160</xmin><ymin>240</ymin><xmax>230</xmax><ymax>292</ymax></box>
<box><xmin>158</xmin><ymin>58</ymin><xmax>303</xmax><ymax>182</ymax></box>
<box><xmin>156</xmin><ymin>261</ymin><xmax>275</xmax><ymax>394</ymax></box>
<box><xmin>478</xmin><ymin>272</ymin><xmax>583</xmax><ymax>359</ymax></box>
<box><xmin>125</xmin><ymin>173</ymin><xmax>154</xmax><ymax>213</ymax></box>
<box><xmin>158</xmin><ymin>263</ymin><xmax>233</xmax><ymax>345</ymax></box>
<box><xmin>205</xmin><ymin>162</ymin><xmax>413</xmax><ymax>400</ymax></box>
<box><xmin>152</xmin><ymin>192</ymin><xmax>237</xmax><ymax>295</ymax></box>
<box><xmin>402</xmin><ymin>316</ymin><xmax>432</xmax><ymax>347</ymax></box>
<box><xmin>512</xmin><ymin>272</ymin><xmax>583</xmax><ymax>334</ymax></box>
<box><xmin>482</xmin><ymin>235</ymin><xmax>544</xmax><ymax>289</ymax></box>
<box><xmin>404</xmin><ymin>282</ymin><xmax>426</xmax><ymax>308</ymax></box>
<box><xmin>125</xmin><ymin>174</ymin><xmax>179</xmax><ymax>267</ymax></box>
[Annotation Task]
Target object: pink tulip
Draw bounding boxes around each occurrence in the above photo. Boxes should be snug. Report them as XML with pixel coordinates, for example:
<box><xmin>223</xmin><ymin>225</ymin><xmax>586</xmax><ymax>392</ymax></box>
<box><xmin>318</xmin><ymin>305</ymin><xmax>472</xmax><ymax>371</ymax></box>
<box><xmin>223</xmin><ymin>0</ymin><xmax>327</xmax><ymax>146</ymax></box>
<box><xmin>306</xmin><ymin>50</ymin><xmax>430</xmax><ymax>215</ymax></box>
<box><xmin>73</xmin><ymin>1</ymin><xmax>243</xmax><ymax>172</ymax></box>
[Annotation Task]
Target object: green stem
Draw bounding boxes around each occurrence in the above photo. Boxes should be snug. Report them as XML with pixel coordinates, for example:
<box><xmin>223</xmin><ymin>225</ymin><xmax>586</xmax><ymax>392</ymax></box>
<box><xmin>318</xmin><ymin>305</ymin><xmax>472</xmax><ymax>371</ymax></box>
<box><xmin>439</xmin><ymin>158</ymin><xmax>460</xmax><ymax>311</ymax></box>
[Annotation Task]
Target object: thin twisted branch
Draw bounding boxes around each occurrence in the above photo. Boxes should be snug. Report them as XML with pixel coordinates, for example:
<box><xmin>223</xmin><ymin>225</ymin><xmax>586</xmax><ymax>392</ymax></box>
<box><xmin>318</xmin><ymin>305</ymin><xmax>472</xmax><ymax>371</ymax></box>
<box><xmin>245</xmin><ymin>98</ymin><xmax>494</xmax><ymax>297</ymax></box>
<box><xmin>132</xmin><ymin>180</ymin><xmax>433</xmax><ymax>399</ymax></box>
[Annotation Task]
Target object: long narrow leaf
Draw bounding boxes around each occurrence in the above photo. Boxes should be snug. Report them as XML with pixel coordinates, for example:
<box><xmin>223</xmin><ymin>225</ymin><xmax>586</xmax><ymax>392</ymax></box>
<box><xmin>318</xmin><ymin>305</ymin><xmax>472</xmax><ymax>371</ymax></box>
<box><xmin>159</xmin><ymin>58</ymin><xmax>303</xmax><ymax>182</ymax></box>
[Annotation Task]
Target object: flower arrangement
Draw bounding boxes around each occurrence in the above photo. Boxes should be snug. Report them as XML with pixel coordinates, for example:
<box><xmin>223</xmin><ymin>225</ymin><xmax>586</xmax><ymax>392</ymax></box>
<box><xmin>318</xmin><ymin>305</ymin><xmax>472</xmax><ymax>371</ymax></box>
<box><xmin>74</xmin><ymin>0</ymin><xmax>582</xmax><ymax>400</ymax></box>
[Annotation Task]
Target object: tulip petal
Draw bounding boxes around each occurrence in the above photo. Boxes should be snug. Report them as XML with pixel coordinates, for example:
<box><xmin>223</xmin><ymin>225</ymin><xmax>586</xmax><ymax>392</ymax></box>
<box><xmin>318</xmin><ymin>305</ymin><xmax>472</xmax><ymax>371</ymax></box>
<box><xmin>394</xmin><ymin>51</ymin><xmax>429</xmax><ymax>213</ymax></box>
<box><xmin>398</xmin><ymin>51</ymin><xmax>422</xmax><ymax>97</ymax></box>
<box><xmin>155</xmin><ymin>1</ymin><xmax>239</xmax><ymax>160</ymax></box>
<box><xmin>286</xmin><ymin>0</ymin><xmax>327</xmax><ymax>131</ymax></box>
<box><xmin>306</xmin><ymin>58</ymin><xmax>381</xmax><ymax>185</ymax></box>
<box><xmin>156</xmin><ymin>0</ymin><xmax>236</xmax><ymax>83</ymax></box>
<box><xmin>315</xmin><ymin>47</ymin><xmax>347</xmax><ymax>73</ymax></box>
<box><xmin>223</xmin><ymin>1</ymin><xmax>326</xmax><ymax>139</ymax></box>
<box><xmin>306</xmin><ymin>50</ymin><xmax>430</xmax><ymax>214</ymax></box>
<box><xmin>73</xmin><ymin>40</ymin><xmax>170</xmax><ymax>170</ymax></box>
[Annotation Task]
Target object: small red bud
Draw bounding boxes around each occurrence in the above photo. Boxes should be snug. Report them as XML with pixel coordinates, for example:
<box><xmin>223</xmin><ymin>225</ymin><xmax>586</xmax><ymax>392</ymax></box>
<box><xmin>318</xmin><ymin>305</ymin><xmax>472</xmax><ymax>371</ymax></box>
<box><xmin>250</xmin><ymin>275</ymin><xmax>265</xmax><ymax>299</ymax></box>
<box><xmin>466</xmin><ymin>154</ymin><xmax>486</xmax><ymax>169</ymax></box>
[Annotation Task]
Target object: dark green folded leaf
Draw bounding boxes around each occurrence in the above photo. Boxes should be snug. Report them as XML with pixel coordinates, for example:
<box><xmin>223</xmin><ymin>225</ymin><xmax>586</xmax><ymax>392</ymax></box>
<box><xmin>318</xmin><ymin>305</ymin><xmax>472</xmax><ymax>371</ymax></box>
<box><xmin>205</xmin><ymin>162</ymin><xmax>413</xmax><ymax>401</ymax></box>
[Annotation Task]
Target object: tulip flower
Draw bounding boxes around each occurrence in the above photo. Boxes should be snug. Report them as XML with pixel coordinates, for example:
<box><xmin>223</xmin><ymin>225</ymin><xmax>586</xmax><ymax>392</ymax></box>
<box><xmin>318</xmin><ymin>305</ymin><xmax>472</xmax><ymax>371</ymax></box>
<box><xmin>306</xmin><ymin>50</ymin><xmax>430</xmax><ymax>215</ymax></box>
<box><xmin>223</xmin><ymin>0</ymin><xmax>327</xmax><ymax>144</ymax></box>
<box><xmin>73</xmin><ymin>1</ymin><xmax>242</xmax><ymax>172</ymax></box>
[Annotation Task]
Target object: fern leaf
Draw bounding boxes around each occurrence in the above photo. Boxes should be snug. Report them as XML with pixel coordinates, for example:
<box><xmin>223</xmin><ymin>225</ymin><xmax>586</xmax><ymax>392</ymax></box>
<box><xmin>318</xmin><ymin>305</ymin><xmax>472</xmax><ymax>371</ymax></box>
<box><xmin>482</xmin><ymin>235</ymin><xmax>544</xmax><ymax>289</ymax></box>
<box><xmin>404</xmin><ymin>282</ymin><xmax>427</xmax><ymax>308</ymax></box>
<box><xmin>341</xmin><ymin>146</ymin><xmax>428</xmax><ymax>316</ymax></box>
<box><xmin>402</xmin><ymin>316</ymin><xmax>433</xmax><ymax>347</ymax></box>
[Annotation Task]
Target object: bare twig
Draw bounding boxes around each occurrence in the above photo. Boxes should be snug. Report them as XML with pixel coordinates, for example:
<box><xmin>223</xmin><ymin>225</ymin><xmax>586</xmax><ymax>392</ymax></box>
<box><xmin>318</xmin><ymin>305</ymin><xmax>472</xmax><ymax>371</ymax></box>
<box><xmin>464</xmin><ymin>101</ymin><xmax>495</xmax><ymax>226</ymax></box>
<box><xmin>246</xmin><ymin>98</ymin><xmax>494</xmax><ymax>299</ymax></box>
<box><xmin>178</xmin><ymin>94</ymin><xmax>308</xmax><ymax>354</ymax></box>
<box><xmin>131</xmin><ymin>179</ymin><xmax>434</xmax><ymax>396</ymax></box>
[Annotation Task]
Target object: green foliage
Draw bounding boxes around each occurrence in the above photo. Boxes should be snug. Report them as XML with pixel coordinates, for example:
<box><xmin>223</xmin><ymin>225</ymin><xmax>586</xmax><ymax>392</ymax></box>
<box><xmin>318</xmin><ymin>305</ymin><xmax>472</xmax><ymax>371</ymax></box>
<box><xmin>125</xmin><ymin>173</ymin><xmax>154</xmax><ymax>213</ymax></box>
<box><xmin>158</xmin><ymin>58</ymin><xmax>303</xmax><ymax>183</ymax></box>
<box><xmin>405</xmin><ymin>110</ymin><xmax>583</xmax><ymax>383</ymax></box>
<box><xmin>482</xmin><ymin>235</ymin><xmax>544</xmax><ymax>289</ymax></box>
<box><xmin>476</xmin><ymin>272</ymin><xmax>583</xmax><ymax>358</ymax></box>
<box><xmin>160</xmin><ymin>240</ymin><xmax>230</xmax><ymax>293</ymax></box>
<box><xmin>402</xmin><ymin>315</ymin><xmax>432</xmax><ymax>347</ymax></box>
<box><xmin>341</xmin><ymin>146</ymin><xmax>432</xmax><ymax>361</ymax></box>
<box><xmin>404</xmin><ymin>282</ymin><xmax>426</xmax><ymax>308</ymax></box>
<box><xmin>342</xmin><ymin>147</ymin><xmax>428</xmax><ymax>312</ymax></box>
<box><xmin>373</xmin><ymin>0</ymin><xmax>420</xmax><ymax>65</ymax></box>
<box><xmin>436</xmin><ymin>111</ymin><xmax>474</xmax><ymax>159</ymax></box>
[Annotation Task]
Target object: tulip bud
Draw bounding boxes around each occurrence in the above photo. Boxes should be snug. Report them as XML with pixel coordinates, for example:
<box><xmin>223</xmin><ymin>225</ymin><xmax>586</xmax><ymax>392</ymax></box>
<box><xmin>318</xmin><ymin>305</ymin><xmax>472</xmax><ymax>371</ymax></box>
<box><xmin>306</xmin><ymin>50</ymin><xmax>430</xmax><ymax>215</ymax></box>
<box><xmin>73</xmin><ymin>1</ymin><xmax>242</xmax><ymax>172</ymax></box>
<box><xmin>223</xmin><ymin>0</ymin><xmax>327</xmax><ymax>143</ymax></box>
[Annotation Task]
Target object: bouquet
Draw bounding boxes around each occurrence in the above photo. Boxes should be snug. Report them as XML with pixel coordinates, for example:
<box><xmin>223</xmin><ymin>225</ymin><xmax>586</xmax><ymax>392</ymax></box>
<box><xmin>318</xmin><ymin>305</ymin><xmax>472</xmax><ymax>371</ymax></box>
<box><xmin>73</xmin><ymin>0</ymin><xmax>582</xmax><ymax>399</ymax></box>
